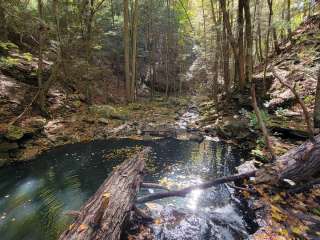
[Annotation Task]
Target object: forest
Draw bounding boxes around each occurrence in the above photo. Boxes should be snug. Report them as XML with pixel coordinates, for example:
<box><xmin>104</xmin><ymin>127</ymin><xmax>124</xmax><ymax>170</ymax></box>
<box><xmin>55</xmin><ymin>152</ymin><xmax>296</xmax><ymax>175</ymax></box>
<box><xmin>0</xmin><ymin>0</ymin><xmax>320</xmax><ymax>239</ymax></box>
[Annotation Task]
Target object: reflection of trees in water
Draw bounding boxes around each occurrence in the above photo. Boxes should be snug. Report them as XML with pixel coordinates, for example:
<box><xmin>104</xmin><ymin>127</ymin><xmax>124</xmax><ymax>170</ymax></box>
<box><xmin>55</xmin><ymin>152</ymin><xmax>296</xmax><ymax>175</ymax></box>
<box><xmin>37</xmin><ymin>168</ymin><xmax>81</xmax><ymax>239</ymax></box>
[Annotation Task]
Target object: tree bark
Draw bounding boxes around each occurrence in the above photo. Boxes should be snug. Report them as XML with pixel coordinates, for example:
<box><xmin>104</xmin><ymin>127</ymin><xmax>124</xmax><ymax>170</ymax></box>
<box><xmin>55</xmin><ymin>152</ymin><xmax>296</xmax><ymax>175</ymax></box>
<box><xmin>262</xmin><ymin>0</ymin><xmax>273</xmax><ymax>96</ymax></box>
<box><xmin>314</xmin><ymin>69</ymin><xmax>320</xmax><ymax>128</ymax></box>
<box><xmin>220</xmin><ymin>1</ymin><xmax>230</xmax><ymax>94</ymax></box>
<box><xmin>37</xmin><ymin>0</ymin><xmax>46</xmax><ymax>113</ymax></box>
<box><xmin>244</xmin><ymin>0</ymin><xmax>253</xmax><ymax>84</ymax></box>
<box><xmin>131</xmin><ymin>0</ymin><xmax>139</xmax><ymax>101</ymax></box>
<box><xmin>59</xmin><ymin>148</ymin><xmax>151</xmax><ymax>240</ymax></box>
<box><xmin>0</xmin><ymin>0</ymin><xmax>7</xmax><ymax>41</ymax></box>
<box><xmin>124</xmin><ymin>0</ymin><xmax>131</xmax><ymax>102</ymax></box>
<box><xmin>287</xmin><ymin>0</ymin><xmax>292</xmax><ymax>41</ymax></box>
<box><xmin>280</xmin><ymin>145</ymin><xmax>320</xmax><ymax>182</ymax></box>
<box><xmin>209</xmin><ymin>0</ymin><xmax>220</xmax><ymax>104</ymax></box>
<box><xmin>238</xmin><ymin>0</ymin><xmax>246</xmax><ymax>91</ymax></box>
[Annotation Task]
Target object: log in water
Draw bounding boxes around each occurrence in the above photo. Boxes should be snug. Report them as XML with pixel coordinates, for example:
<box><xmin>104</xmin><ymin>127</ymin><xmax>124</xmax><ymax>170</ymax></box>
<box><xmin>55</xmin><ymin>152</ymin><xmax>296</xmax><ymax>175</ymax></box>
<box><xmin>59</xmin><ymin>148</ymin><xmax>151</xmax><ymax>240</ymax></box>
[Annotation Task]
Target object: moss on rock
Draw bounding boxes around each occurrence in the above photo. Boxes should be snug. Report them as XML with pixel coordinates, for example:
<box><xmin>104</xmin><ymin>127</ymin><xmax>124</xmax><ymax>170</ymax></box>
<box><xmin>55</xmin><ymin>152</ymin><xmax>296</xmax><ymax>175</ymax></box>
<box><xmin>5</xmin><ymin>125</ymin><xmax>25</xmax><ymax>141</ymax></box>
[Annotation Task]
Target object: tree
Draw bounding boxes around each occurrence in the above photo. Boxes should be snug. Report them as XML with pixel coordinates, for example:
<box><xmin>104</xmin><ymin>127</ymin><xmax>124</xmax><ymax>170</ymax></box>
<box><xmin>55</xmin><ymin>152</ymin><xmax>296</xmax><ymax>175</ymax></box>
<box><xmin>287</xmin><ymin>0</ymin><xmax>292</xmax><ymax>41</ymax></box>
<box><xmin>244</xmin><ymin>0</ymin><xmax>253</xmax><ymax>84</ymax></box>
<box><xmin>123</xmin><ymin>0</ymin><xmax>131</xmax><ymax>101</ymax></box>
<box><xmin>131</xmin><ymin>0</ymin><xmax>139</xmax><ymax>101</ymax></box>
<box><xmin>37</xmin><ymin>0</ymin><xmax>46</xmax><ymax>113</ymax></box>
<box><xmin>237</xmin><ymin>0</ymin><xmax>246</xmax><ymax>91</ymax></box>
<box><xmin>262</xmin><ymin>0</ymin><xmax>273</xmax><ymax>95</ymax></box>
<box><xmin>314</xmin><ymin>69</ymin><xmax>320</xmax><ymax>128</ymax></box>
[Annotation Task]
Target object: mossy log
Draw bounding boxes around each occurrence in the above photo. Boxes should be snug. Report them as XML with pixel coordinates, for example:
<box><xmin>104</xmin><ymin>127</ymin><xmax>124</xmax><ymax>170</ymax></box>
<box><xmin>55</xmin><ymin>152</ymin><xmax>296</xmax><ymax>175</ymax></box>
<box><xmin>59</xmin><ymin>147</ymin><xmax>151</xmax><ymax>240</ymax></box>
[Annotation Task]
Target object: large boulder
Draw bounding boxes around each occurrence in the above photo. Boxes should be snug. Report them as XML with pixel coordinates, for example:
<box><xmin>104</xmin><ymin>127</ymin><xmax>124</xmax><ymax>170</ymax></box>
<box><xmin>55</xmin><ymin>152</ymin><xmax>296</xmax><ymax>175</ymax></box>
<box><xmin>0</xmin><ymin>141</ymin><xmax>19</xmax><ymax>152</ymax></box>
<box><xmin>217</xmin><ymin>117</ymin><xmax>251</xmax><ymax>140</ymax></box>
<box><xmin>23</xmin><ymin>116</ymin><xmax>47</xmax><ymax>129</ymax></box>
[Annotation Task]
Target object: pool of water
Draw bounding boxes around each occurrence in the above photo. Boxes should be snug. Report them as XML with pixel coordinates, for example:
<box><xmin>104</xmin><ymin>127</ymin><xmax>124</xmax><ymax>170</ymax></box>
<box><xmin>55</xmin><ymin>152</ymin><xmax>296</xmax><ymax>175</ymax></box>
<box><xmin>0</xmin><ymin>138</ymin><xmax>255</xmax><ymax>240</ymax></box>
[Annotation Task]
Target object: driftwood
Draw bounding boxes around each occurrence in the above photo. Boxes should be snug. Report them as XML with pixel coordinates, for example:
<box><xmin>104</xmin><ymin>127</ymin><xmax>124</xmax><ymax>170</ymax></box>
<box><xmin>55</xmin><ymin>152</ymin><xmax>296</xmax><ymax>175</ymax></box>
<box><xmin>59</xmin><ymin>147</ymin><xmax>151</xmax><ymax>240</ymax></box>
<box><xmin>136</xmin><ymin>171</ymin><xmax>257</xmax><ymax>204</ymax></box>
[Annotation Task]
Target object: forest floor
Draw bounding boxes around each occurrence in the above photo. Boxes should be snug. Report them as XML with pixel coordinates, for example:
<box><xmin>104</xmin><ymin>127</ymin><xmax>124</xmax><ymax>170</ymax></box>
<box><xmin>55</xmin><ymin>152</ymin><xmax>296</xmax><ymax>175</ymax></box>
<box><xmin>0</xmin><ymin>68</ymin><xmax>190</xmax><ymax>165</ymax></box>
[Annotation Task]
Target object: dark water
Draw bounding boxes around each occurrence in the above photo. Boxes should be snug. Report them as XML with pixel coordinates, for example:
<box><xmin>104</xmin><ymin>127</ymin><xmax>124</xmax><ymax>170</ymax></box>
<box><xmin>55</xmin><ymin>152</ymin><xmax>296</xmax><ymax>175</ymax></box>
<box><xmin>0</xmin><ymin>138</ymin><xmax>254</xmax><ymax>240</ymax></box>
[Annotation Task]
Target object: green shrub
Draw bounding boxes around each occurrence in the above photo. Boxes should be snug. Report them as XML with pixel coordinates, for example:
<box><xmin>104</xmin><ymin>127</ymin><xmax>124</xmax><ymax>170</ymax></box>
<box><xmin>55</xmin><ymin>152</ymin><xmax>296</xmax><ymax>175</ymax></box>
<box><xmin>304</xmin><ymin>95</ymin><xmax>315</xmax><ymax>105</ymax></box>
<box><xmin>249</xmin><ymin>110</ymin><xmax>270</xmax><ymax>129</ymax></box>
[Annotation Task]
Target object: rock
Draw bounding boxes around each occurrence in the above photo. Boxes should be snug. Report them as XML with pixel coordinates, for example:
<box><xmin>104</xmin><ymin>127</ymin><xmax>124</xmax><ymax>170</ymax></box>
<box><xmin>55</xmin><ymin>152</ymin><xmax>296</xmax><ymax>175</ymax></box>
<box><xmin>0</xmin><ymin>141</ymin><xmax>19</xmax><ymax>152</ymax></box>
<box><xmin>189</xmin><ymin>133</ymin><xmax>204</xmax><ymax>142</ymax></box>
<box><xmin>98</xmin><ymin>118</ymin><xmax>109</xmax><ymax>125</ymax></box>
<box><xmin>89</xmin><ymin>105</ymin><xmax>128</xmax><ymax>120</ymax></box>
<box><xmin>5</xmin><ymin>125</ymin><xmax>24</xmax><ymax>141</ymax></box>
<box><xmin>24</xmin><ymin>116</ymin><xmax>47</xmax><ymax>129</ymax></box>
<box><xmin>236</xmin><ymin>160</ymin><xmax>257</xmax><ymax>174</ymax></box>
<box><xmin>203</xmin><ymin>125</ymin><xmax>217</xmax><ymax>135</ymax></box>
<box><xmin>0</xmin><ymin>155</ymin><xmax>9</xmax><ymax>167</ymax></box>
<box><xmin>217</xmin><ymin>117</ymin><xmax>251</xmax><ymax>140</ymax></box>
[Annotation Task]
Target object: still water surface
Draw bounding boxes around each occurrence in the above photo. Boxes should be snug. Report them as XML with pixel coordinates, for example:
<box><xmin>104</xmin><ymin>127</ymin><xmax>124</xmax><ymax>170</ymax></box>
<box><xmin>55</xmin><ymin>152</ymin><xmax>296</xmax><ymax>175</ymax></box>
<box><xmin>0</xmin><ymin>138</ymin><xmax>253</xmax><ymax>240</ymax></box>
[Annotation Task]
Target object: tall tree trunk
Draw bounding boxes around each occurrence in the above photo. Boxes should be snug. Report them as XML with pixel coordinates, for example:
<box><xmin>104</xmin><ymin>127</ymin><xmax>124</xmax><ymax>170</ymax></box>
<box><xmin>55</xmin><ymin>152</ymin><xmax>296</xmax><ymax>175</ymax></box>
<box><xmin>220</xmin><ymin>2</ymin><xmax>230</xmax><ymax>94</ymax></box>
<box><xmin>262</xmin><ymin>0</ymin><xmax>273</xmax><ymax>96</ymax></box>
<box><xmin>202</xmin><ymin>0</ymin><xmax>207</xmax><ymax>67</ymax></box>
<box><xmin>210</xmin><ymin>0</ymin><xmax>220</xmax><ymax>105</ymax></box>
<box><xmin>0</xmin><ymin>0</ymin><xmax>7</xmax><ymax>41</ymax></box>
<box><xmin>255</xmin><ymin>0</ymin><xmax>263</xmax><ymax>63</ymax></box>
<box><xmin>124</xmin><ymin>0</ymin><xmax>131</xmax><ymax>101</ymax></box>
<box><xmin>37</xmin><ymin>0</ymin><xmax>46</xmax><ymax>113</ymax></box>
<box><xmin>110</xmin><ymin>0</ymin><xmax>115</xmax><ymax>27</ymax></box>
<box><xmin>272</xmin><ymin>27</ymin><xmax>280</xmax><ymax>54</ymax></box>
<box><xmin>244</xmin><ymin>0</ymin><xmax>253</xmax><ymax>84</ymax></box>
<box><xmin>238</xmin><ymin>0</ymin><xmax>246</xmax><ymax>91</ymax></box>
<box><xmin>314</xmin><ymin>70</ymin><xmax>320</xmax><ymax>128</ymax></box>
<box><xmin>165</xmin><ymin>0</ymin><xmax>171</xmax><ymax>98</ymax></box>
<box><xmin>131</xmin><ymin>0</ymin><xmax>139</xmax><ymax>102</ymax></box>
<box><xmin>287</xmin><ymin>0</ymin><xmax>292</xmax><ymax>41</ymax></box>
<box><xmin>219</xmin><ymin>0</ymin><xmax>240</xmax><ymax>92</ymax></box>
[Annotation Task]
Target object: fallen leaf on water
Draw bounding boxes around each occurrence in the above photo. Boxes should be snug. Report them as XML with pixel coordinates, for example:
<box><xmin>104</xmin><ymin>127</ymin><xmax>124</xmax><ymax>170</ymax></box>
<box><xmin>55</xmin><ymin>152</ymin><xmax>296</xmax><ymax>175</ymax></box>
<box><xmin>154</xmin><ymin>218</ymin><xmax>161</xmax><ymax>225</ymax></box>
<box><xmin>68</xmin><ymin>223</ymin><xmax>75</xmax><ymax>231</ymax></box>
<box><xmin>78</xmin><ymin>224</ymin><xmax>89</xmax><ymax>233</ymax></box>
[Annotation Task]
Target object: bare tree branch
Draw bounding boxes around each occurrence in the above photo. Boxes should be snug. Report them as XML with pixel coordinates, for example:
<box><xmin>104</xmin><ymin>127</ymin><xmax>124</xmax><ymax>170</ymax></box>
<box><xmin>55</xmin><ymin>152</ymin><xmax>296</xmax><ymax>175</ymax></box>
<box><xmin>272</xmin><ymin>68</ymin><xmax>315</xmax><ymax>143</ymax></box>
<box><xmin>251</xmin><ymin>83</ymin><xmax>276</xmax><ymax>161</ymax></box>
<box><xmin>136</xmin><ymin>171</ymin><xmax>256</xmax><ymax>204</ymax></box>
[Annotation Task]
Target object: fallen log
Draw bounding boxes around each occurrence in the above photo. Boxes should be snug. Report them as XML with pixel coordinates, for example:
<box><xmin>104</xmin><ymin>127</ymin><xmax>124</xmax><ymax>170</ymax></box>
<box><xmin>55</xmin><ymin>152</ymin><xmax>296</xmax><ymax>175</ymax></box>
<box><xmin>256</xmin><ymin>134</ymin><xmax>320</xmax><ymax>184</ymax></box>
<box><xmin>59</xmin><ymin>147</ymin><xmax>151</xmax><ymax>240</ymax></box>
<box><xmin>136</xmin><ymin>171</ymin><xmax>257</xmax><ymax>204</ymax></box>
<box><xmin>141</xmin><ymin>182</ymin><xmax>169</xmax><ymax>191</ymax></box>
<box><xmin>269</xmin><ymin>126</ymin><xmax>309</xmax><ymax>140</ymax></box>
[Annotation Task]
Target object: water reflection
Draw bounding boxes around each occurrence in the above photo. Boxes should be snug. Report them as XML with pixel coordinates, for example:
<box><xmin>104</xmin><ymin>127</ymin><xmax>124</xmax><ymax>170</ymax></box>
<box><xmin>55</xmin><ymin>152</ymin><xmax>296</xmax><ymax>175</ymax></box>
<box><xmin>0</xmin><ymin>138</ymin><xmax>246</xmax><ymax>240</ymax></box>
